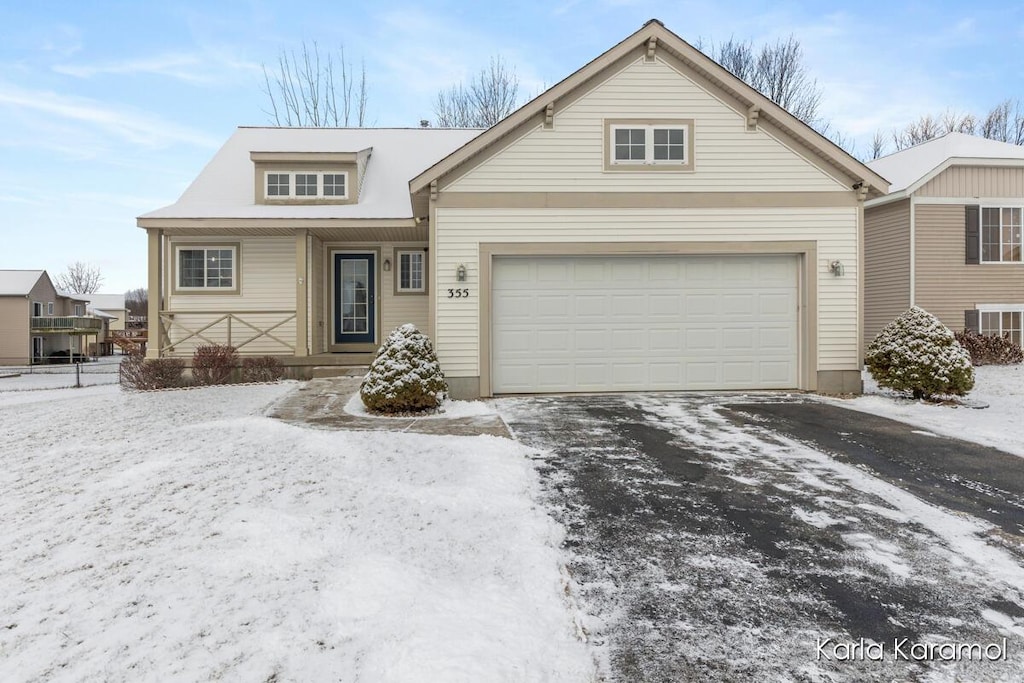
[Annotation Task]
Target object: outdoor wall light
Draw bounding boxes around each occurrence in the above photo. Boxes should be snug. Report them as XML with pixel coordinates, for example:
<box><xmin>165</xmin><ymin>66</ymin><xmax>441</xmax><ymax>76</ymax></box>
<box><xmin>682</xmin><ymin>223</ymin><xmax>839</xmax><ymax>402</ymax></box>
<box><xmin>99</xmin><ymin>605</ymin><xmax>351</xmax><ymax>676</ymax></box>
<box><xmin>456</xmin><ymin>264</ymin><xmax>467</xmax><ymax>282</ymax></box>
<box><xmin>383</xmin><ymin>258</ymin><xmax>392</xmax><ymax>272</ymax></box>
<box><xmin>830</xmin><ymin>260</ymin><xmax>845</xmax><ymax>277</ymax></box>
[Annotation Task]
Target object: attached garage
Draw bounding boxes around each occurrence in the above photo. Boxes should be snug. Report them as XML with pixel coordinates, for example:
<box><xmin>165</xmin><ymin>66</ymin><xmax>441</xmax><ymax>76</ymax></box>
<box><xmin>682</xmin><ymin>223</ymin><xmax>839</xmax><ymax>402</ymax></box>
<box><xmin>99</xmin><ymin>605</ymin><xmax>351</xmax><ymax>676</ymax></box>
<box><xmin>490</xmin><ymin>254</ymin><xmax>800</xmax><ymax>394</ymax></box>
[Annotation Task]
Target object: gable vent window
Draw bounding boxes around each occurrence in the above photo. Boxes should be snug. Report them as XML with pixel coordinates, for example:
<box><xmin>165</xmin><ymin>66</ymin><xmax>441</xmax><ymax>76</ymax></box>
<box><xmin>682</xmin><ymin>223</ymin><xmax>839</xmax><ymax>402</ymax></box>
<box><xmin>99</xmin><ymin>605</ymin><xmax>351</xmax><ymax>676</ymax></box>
<box><xmin>606</xmin><ymin>120</ymin><xmax>693</xmax><ymax>171</ymax></box>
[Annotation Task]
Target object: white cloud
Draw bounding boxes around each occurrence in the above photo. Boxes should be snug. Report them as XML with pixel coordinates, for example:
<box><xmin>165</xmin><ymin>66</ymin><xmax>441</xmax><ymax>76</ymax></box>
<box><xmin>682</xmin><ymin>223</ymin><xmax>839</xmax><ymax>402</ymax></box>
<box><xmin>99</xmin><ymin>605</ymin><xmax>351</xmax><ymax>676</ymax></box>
<box><xmin>0</xmin><ymin>83</ymin><xmax>221</xmax><ymax>150</ymax></box>
<box><xmin>53</xmin><ymin>49</ymin><xmax>261</xmax><ymax>85</ymax></box>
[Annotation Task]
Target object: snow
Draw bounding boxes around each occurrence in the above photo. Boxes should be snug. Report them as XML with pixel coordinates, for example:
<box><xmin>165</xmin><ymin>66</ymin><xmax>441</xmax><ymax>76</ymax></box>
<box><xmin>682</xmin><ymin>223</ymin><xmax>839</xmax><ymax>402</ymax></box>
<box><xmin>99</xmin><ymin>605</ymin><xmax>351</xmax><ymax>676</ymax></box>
<box><xmin>0</xmin><ymin>381</ymin><xmax>593</xmax><ymax>681</ymax></box>
<box><xmin>829</xmin><ymin>364</ymin><xmax>1024</xmax><ymax>457</ymax></box>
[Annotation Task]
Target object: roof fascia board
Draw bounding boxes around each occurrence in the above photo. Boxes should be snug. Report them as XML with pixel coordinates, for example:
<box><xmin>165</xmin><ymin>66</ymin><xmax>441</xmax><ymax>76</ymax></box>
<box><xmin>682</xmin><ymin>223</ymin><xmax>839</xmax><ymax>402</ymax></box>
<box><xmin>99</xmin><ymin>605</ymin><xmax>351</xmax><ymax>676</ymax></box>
<box><xmin>250</xmin><ymin>151</ymin><xmax>364</xmax><ymax>163</ymax></box>
<box><xmin>137</xmin><ymin>217</ymin><xmax>418</xmax><ymax>229</ymax></box>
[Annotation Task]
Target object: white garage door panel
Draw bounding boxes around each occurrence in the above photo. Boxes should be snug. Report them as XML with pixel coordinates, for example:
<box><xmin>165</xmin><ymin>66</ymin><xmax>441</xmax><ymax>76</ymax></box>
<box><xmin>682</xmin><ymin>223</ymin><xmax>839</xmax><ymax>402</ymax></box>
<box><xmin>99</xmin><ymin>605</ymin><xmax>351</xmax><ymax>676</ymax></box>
<box><xmin>491</xmin><ymin>255</ymin><xmax>799</xmax><ymax>393</ymax></box>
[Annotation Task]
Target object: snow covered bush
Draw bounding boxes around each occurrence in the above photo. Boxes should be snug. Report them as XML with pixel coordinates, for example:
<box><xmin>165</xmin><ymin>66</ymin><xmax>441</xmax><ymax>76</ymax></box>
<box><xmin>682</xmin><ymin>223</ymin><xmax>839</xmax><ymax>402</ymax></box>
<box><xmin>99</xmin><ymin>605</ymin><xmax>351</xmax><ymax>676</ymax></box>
<box><xmin>954</xmin><ymin>329</ymin><xmax>1024</xmax><ymax>366</ymax></box>
<box><xmin>191</xmin><ymin>344</ymin><xmax>238</xmax><ymax>385</ymax></box>
<box><xmin>119</xmin><ymin>351</ymin><xmax>186</xmax><ymax>391</ymax></box>
<box><xmin>865</xmin><ymin>306</ymin><xmax>974</xmax><ymax>399</ymax></box>
<box><xmin>360</xmin><ymin>324</ymin><xmax>447</xmax><ymax>414</ymax></box>
<box><xmin>241</xmin><ymin>355</ymin><xmax>284</xmax><ymax>382</ymax></box>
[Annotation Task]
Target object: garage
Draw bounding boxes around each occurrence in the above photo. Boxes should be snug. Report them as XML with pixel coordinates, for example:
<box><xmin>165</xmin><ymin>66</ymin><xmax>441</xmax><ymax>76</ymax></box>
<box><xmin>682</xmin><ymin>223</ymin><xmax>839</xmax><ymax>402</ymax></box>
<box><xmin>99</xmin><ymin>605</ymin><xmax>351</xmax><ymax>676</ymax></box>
<box><xmin>490</xmin><ymin>254</ymin><xmax>800</xmax><ymax>393</ymax></box>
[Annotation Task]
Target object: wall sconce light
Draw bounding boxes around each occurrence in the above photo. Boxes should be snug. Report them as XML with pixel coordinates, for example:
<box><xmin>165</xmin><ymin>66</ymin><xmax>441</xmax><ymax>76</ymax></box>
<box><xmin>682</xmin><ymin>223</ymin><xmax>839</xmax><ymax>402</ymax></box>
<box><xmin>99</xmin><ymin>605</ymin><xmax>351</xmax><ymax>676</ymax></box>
<box><xmin>456</xmin><ymin>264</ymin><xmax>467</xmax><ymax>282</ymax></box>
<box><xmin>383</xmin><ymin>258</ymin><xmax>392</xmax><ymax>272</ymax></box>
<box><xmin>830</xmin><ymin>260</ymin><xmax>845</xmax><ymax>277</ymax></box>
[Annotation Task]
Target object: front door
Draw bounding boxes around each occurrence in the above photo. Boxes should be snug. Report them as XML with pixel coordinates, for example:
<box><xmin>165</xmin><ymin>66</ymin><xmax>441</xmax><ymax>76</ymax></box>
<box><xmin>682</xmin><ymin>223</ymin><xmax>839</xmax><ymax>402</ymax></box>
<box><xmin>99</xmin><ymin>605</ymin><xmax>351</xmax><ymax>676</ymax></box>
<box><xmin>334</xmin><ymin>253</ymin><xmax>376</xmax><ymax>344</ymax></box>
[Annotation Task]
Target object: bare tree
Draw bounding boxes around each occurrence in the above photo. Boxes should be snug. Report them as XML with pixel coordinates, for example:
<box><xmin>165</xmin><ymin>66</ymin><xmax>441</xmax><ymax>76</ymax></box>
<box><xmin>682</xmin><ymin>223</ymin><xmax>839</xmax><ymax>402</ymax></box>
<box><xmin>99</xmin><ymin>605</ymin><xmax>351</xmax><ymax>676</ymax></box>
<box><xmin>868</xmin><ymin>129</ymin><xmax>888</xmax><ymax>160</ymax></box>
<box><xmin>698</xmin><ymin>35</ymin><xmax>822</xmax><ymax>128</ymax></box>
<box><xmin>262</xmin><ymin>42</ymin><xmax>369</xmax><ymax>126</ymax></box>
<box><xmin>124</xmin><ymin>287</ymin><xmax>148</xmax><ymax>316</ymax></box>
<box><xmin>55</xmin><ymin>262</ymin><xmax>103</xmax><ymax>294</ymax></box>
<box><xmin>980</xmin><ymin>99</ymin><xmax>1024</xmax><ymax>144</ymax></box>
<box><xmin>434</xmin><ymin>56</ymin><xmax>520</xmax><ymax>128</ymax></box>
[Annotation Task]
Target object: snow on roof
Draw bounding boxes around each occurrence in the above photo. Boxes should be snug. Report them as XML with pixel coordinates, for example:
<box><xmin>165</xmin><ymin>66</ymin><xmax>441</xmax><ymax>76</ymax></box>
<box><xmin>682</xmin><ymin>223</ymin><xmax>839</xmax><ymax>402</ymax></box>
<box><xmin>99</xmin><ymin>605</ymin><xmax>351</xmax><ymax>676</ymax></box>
<box><xmin>92</xmin><ymin>310</ymin><xmax>118</xmax><ymax>320</ymax></box>
<box><xmin>140</xmin><ymin>127</ymin><xmax>483</xmax><ymax>220</ymax></box>
<box><xmin>83</xmin><ymin>293</ymin><xmax>126</xmax><ymax>310</ymax></box>
<box><xmin>868</xmin><ymin>132</ymin><xmax>1024</xmax><ymax>194</ymax></box>
<box><xmin>0</xmin><ymin>270</ymin><xmax>45</xmax><ymax>296</ymax></box>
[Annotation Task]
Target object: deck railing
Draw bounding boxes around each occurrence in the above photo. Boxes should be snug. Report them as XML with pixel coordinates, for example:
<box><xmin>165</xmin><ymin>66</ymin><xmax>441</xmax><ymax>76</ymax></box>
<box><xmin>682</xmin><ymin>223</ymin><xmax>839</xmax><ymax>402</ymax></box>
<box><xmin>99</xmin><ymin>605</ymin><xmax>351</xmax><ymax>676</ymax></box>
<box><xmin>31</xmin><ymin>316</ymin><xmax>104</xmax><ymax>333</ymax></box>
<box><xmin>158</xmin><ymin>310</ymin><xmax>297</xmax><ymax>354</ymax></box>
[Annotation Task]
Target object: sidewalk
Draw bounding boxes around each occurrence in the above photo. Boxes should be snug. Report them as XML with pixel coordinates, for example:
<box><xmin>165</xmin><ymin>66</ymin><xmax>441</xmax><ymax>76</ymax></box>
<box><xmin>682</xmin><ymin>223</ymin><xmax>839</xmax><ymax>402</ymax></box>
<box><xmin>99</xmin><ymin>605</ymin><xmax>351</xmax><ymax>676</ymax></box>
<box><xmin>269</xmin><ymin>377</ymin><xmax>512</xmax><ymax>438</ymax></box>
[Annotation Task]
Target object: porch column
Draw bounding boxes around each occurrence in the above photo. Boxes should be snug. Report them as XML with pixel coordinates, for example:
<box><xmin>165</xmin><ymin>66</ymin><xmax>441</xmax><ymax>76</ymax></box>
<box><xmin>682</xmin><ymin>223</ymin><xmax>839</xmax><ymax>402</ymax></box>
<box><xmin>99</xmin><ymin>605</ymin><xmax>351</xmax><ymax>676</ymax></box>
<box><xmin>295</xmin><ymin>228</ymin><xmax>308</xmax><ymax>356</ymax></box>
<box><xmin>145</xmin><ymin>228</ymin><xmax>162</xmax><ymax>359</ymax></box>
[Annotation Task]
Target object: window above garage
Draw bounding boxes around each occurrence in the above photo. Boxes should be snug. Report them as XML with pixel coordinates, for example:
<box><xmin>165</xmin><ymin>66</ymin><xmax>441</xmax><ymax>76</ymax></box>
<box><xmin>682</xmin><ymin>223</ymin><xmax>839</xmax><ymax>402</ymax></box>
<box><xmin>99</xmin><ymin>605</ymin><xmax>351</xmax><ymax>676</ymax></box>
<box><xmin>605</xmin><ymin>119</ymin><xmax>694</xmax><ymax>172</ymax></box>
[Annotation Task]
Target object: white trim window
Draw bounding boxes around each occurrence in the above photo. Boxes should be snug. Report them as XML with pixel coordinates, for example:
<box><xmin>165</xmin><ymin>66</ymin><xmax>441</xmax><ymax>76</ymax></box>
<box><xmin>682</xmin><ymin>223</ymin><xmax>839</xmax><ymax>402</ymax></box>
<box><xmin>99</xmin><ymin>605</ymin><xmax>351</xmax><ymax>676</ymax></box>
<box><xmin>177</xmin><ymin>246</ymin><xmax>237</xmax><ymax>290</ymax></box>
<box><xmin>397</xmin><ymin>250</ymin><xmax>426</xmax><ymax>293</ymax></box>
<box><xmin>980</xmin><ymin>309</ymin><xmax>1023</xmax><ymax>346</ymax></box>
<box><xmin>74</xmin><ymin>304</ymin><xmax>84</xmax><ymax>316</ymax></box>
<box><xmin>611</xmin><ymin>124</ymin><xmax>688</xmax><ymax>165</ymax></box>
<box><xmin>266</xmin><ymin>173</ymin><xmax>290</xmax><ymax>197</ymax></box>
<box><xmin>47</xmin><ymin>302</ymin><xmax>54</xmax><ymax>315</ymax></box>
<box><xmin>981</xmin><ymin>207</ymin><xmax>1022</xmax><ymax>262</ymax></box>
<box><xmin>265</xmin><ymin>171</ymin><xmax>349</xmax><ymax>200</ymax></box>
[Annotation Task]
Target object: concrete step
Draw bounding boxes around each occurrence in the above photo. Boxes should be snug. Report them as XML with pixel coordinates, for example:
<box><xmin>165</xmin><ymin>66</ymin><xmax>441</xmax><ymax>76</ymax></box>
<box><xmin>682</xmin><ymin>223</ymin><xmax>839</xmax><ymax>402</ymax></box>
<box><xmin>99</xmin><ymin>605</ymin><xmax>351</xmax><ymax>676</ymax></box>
<box><xmin>311</xmin><ymin>366</ymin><xmax>368</xmax><ymax>379</ymax></box>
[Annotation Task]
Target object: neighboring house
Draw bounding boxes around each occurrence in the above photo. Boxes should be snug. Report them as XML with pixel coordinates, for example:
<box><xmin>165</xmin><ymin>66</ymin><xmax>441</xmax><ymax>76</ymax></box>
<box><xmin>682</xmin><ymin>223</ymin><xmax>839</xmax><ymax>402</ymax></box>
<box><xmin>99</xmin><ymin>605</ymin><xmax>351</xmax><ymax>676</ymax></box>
<box><xmin>138</xmin><ymin>19</ymin><xmax>888</xmax><ymax>397</ymax></box>
<box><xmin>84</xmin><ymin>293</ymin><xmax>128</xmax><ymax>355</ymax></box>
<box><xmin>0</xmin><ymin>270</ymin><xmax>100</xmax><ymax>365</ymax></box>
<box><xmin>865</xmin><ymin>132</ymin><xmax>1024</xmax><ymax>348</ymax></box>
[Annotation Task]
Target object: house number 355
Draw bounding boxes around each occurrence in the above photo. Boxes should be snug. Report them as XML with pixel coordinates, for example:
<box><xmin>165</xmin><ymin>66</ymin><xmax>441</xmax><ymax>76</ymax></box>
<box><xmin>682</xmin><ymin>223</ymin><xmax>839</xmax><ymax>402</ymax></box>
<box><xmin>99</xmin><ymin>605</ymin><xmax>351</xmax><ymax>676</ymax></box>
<box><xmin>447</xmin><ymin>288</ymin><xmax>470</xmax><ymax>298</ymax></box>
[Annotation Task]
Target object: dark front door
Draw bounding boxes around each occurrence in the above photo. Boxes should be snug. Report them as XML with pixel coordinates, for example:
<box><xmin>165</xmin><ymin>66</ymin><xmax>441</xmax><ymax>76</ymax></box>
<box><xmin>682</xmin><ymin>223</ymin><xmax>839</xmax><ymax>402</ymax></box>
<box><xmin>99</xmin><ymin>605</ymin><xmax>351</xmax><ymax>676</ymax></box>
<box><xmin>334</xmin><ymin>253</ymin><xmax>376</xmax><ymax>344</ymax></box>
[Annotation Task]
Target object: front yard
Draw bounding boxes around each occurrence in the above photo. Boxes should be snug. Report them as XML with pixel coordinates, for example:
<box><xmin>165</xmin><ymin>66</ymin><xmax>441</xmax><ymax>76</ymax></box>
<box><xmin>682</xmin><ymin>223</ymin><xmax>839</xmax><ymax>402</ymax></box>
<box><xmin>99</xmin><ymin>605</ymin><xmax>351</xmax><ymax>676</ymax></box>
<box><xmin>0</xmin><ymin>380</ymin><xmax>593</xmax><ymax>682</ymax></box>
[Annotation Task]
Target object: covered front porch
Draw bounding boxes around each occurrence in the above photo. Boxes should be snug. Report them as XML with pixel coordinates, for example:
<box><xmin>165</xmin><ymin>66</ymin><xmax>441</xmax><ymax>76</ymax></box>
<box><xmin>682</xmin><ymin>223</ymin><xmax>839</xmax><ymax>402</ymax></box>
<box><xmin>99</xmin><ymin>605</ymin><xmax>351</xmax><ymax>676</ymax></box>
<box><xmin>143</xmin><ymin>223</ymin><xmax>430</xmax><ymax>376</ymax></box>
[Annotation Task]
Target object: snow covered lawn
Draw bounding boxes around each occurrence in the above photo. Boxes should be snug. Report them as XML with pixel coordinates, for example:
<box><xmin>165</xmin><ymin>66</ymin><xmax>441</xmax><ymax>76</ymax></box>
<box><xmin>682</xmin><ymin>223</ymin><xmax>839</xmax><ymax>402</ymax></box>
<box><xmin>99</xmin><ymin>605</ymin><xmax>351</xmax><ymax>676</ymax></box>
<box><xmin>0</xmin><ymin>382</ymin><xmax>593</xmax><ymax>682</ymax></box>
<box><xmin>830</xmin><ymin>365</ymin><xmax>1024</xmax><ymax>456</ymax></box>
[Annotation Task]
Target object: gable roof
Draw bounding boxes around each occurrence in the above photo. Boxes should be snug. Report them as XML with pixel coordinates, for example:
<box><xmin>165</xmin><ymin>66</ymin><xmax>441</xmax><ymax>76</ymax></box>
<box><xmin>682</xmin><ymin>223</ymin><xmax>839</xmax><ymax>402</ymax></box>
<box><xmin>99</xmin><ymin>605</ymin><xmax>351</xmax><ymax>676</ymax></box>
<box><xmin>139</xmin><ymin>127</ymin><xmax>482</xmax><ymax>222</ymax></box>
<box><xmin>84</xmin><ymin>293</ymin><xmax>126</xmax><ymax>311</ymax></box>
<box><xmin>868</xmin><ymin>132</ymin><xmax>1024</xmax><ymax>196</ymax></box>
<box><xmin>0</xmin><ymin>270</ymin><xmax>46</xmax><ymax>296</ymax></box>
<box><xmin>411</xmin><ymin>19</ymin><xmax>888</xmax><ymax>199</ymax></box>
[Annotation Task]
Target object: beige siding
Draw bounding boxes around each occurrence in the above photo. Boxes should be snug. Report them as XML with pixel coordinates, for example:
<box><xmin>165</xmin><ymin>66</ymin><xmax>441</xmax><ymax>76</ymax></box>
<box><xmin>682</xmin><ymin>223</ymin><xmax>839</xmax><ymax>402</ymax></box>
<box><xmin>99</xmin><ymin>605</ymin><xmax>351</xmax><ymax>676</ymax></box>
<box><xmin>0</xmin><ymin>297</ymin><xmax>29</xmax><ymax>364</ymax></box>
<box><xmin>863</xmin><ymin>199</ymin><xmax>911</xmax><ymax>347</ymax></box>
<box><xmin>917</xmin><ymin>166</ymin><xmax>1024</xmax><ymax>198</ymax></box>
<box><xmin>445</xmin><ymin>57</ymin><xmax>847</xmax><ymax>194</ymax></box>
<box><xmin>166</xmin><ymin>237</ymin><xmax>297</xmax><ymax>355</ymax></box>
<box><xmin>915</xmin><ymin>203</ymin><xmax>1024</xmax><ymax>331</ymax></box>
<box><xmin>435</xmin><ymin>207</ymin><xmax>859</xmax><ymax>378</ymax></box>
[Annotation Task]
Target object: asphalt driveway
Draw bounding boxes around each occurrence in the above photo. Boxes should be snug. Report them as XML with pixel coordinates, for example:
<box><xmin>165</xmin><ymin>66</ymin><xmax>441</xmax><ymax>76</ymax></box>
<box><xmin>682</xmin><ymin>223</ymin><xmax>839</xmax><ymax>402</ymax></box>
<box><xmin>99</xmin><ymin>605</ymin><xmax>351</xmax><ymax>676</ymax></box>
<box><xmin>497</xmin><ymin>394</ymin><xmax>1024</xmax><ymax>683</ymax></box>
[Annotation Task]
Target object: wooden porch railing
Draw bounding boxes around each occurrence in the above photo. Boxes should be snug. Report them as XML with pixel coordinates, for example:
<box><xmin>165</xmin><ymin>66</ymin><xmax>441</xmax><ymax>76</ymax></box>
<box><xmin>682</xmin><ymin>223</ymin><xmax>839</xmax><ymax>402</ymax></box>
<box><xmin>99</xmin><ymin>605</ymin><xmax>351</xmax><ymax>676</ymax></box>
<box><xmin>159</xmin><ymin>310</ymin><xmax>297</xmax><ymax>354</ymax></box>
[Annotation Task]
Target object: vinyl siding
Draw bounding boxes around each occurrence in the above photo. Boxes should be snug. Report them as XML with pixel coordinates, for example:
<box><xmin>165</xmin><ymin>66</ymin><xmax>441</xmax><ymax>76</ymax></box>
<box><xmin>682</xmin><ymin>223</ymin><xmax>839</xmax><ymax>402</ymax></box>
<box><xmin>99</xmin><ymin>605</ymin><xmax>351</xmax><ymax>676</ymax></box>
<box><xmin>445</xmin><ymin>56</ymin><xmax>847</xmax><ymax>193</ymax></box>
<box><xmin>863</xmin><ymin>199</ymin><xmax>910</xmax><ymax>347</ymax></box>
<box><xmin>914</xmin><ymin>203</ymin><xmax>1024</xmax><ymax>331</ymax></box>
<box><xmin>0</xmin><ymin>298</ymin><xmax>29</xmax><ymax>364</ymax></box>
<box><xmin>435</xmin><ymin>207</ymin><xmax>859</xmax><ymax>377</ymax></box>
<box><xmin>166</xmin><ymin>237</ymin><xmax>297</xmax><ymax>355</ymax></box>
<box><xmin>917</xmin><ymin>166</ymin><xmax>1024</xmax><ymax>198</ymax></box>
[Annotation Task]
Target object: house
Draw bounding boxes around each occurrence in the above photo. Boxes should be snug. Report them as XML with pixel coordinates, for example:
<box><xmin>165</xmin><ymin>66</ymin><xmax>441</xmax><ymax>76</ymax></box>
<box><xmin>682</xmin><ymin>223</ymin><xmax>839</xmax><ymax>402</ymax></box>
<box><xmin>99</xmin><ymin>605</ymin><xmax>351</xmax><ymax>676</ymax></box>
<box><xmin>0</xmin><ymin>270</ymin><xmax>101</xmax><ymax>365</ymax></box>
<box><xmin>138</xmin><ymin>19</ymin><xmax>888</xmax><ymax>397</ymax></box>
<box><xmin>84</xmin><ymin>293</ymin><xmax>128</xmax><ymax>355</ymax></box>
<box><xmin>865</xmin><ymin>132</ymin><xmax>1024</xmax><ymax>348</ymax></box>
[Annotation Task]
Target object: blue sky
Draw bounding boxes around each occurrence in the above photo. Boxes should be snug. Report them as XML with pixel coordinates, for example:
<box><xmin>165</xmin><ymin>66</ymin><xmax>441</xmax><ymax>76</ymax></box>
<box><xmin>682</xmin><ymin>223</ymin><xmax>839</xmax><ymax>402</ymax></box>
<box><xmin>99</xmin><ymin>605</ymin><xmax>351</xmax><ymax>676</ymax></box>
<box><xmin>2</xmin><ymin>1</ymin><xmax>1022</xmax><ymax>293</ymax></box>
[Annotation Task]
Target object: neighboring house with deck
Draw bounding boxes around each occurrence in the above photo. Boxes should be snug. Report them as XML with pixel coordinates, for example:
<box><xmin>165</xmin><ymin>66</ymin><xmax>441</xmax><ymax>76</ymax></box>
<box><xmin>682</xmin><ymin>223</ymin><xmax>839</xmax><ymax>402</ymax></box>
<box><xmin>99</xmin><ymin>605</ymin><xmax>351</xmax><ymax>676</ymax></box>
<box><xmin>138</xmin><ymin>19</ymin><xmax>888</xmax><ymax>397</ymax></box>
<box><xmin>865</xmin><ymin>132</ymin><xmax>1024</xmax><ymax>348</ymax></box>
<box><xmin>0</xmin><ymin>270</ymin><xmax>102</xmax><ymax>364</ymax></box>
<box><xmin>84</xmin><ymin>293</ymin><xmax>128</xmax><ymax>355</ymax></box>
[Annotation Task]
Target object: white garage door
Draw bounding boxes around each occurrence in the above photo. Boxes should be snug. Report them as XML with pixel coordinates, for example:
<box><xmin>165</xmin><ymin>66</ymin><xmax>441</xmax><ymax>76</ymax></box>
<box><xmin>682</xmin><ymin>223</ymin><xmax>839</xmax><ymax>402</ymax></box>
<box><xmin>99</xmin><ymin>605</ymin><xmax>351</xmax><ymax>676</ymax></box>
<box><xmin>491</xmin><ymin>254</ymin><xmax>799</xmax><ymax>393</ymax></box>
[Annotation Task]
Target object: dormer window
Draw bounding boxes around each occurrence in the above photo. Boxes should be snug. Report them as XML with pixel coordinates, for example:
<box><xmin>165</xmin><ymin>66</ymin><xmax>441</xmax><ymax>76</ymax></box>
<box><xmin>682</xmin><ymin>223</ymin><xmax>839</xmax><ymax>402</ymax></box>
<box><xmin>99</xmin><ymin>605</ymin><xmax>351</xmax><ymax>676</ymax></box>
<box><xmin>263</xmin><ymin>170</ymin><xmax>349</xmax><ymax>201</ymax></box>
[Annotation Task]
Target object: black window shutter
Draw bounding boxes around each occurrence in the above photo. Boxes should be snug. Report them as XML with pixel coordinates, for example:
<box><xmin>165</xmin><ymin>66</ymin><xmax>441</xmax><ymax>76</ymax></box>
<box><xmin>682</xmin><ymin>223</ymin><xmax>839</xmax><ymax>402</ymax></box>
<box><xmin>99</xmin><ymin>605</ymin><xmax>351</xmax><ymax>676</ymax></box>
<box><xmin>965</xmin><ymin>205</ymin><xmax>980</xmax><ymax>264</ymax></box>
<box><xmin>965</xmin><ymin>309</ymin><xmax>980</xmax><ymax>333</ymax></box>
